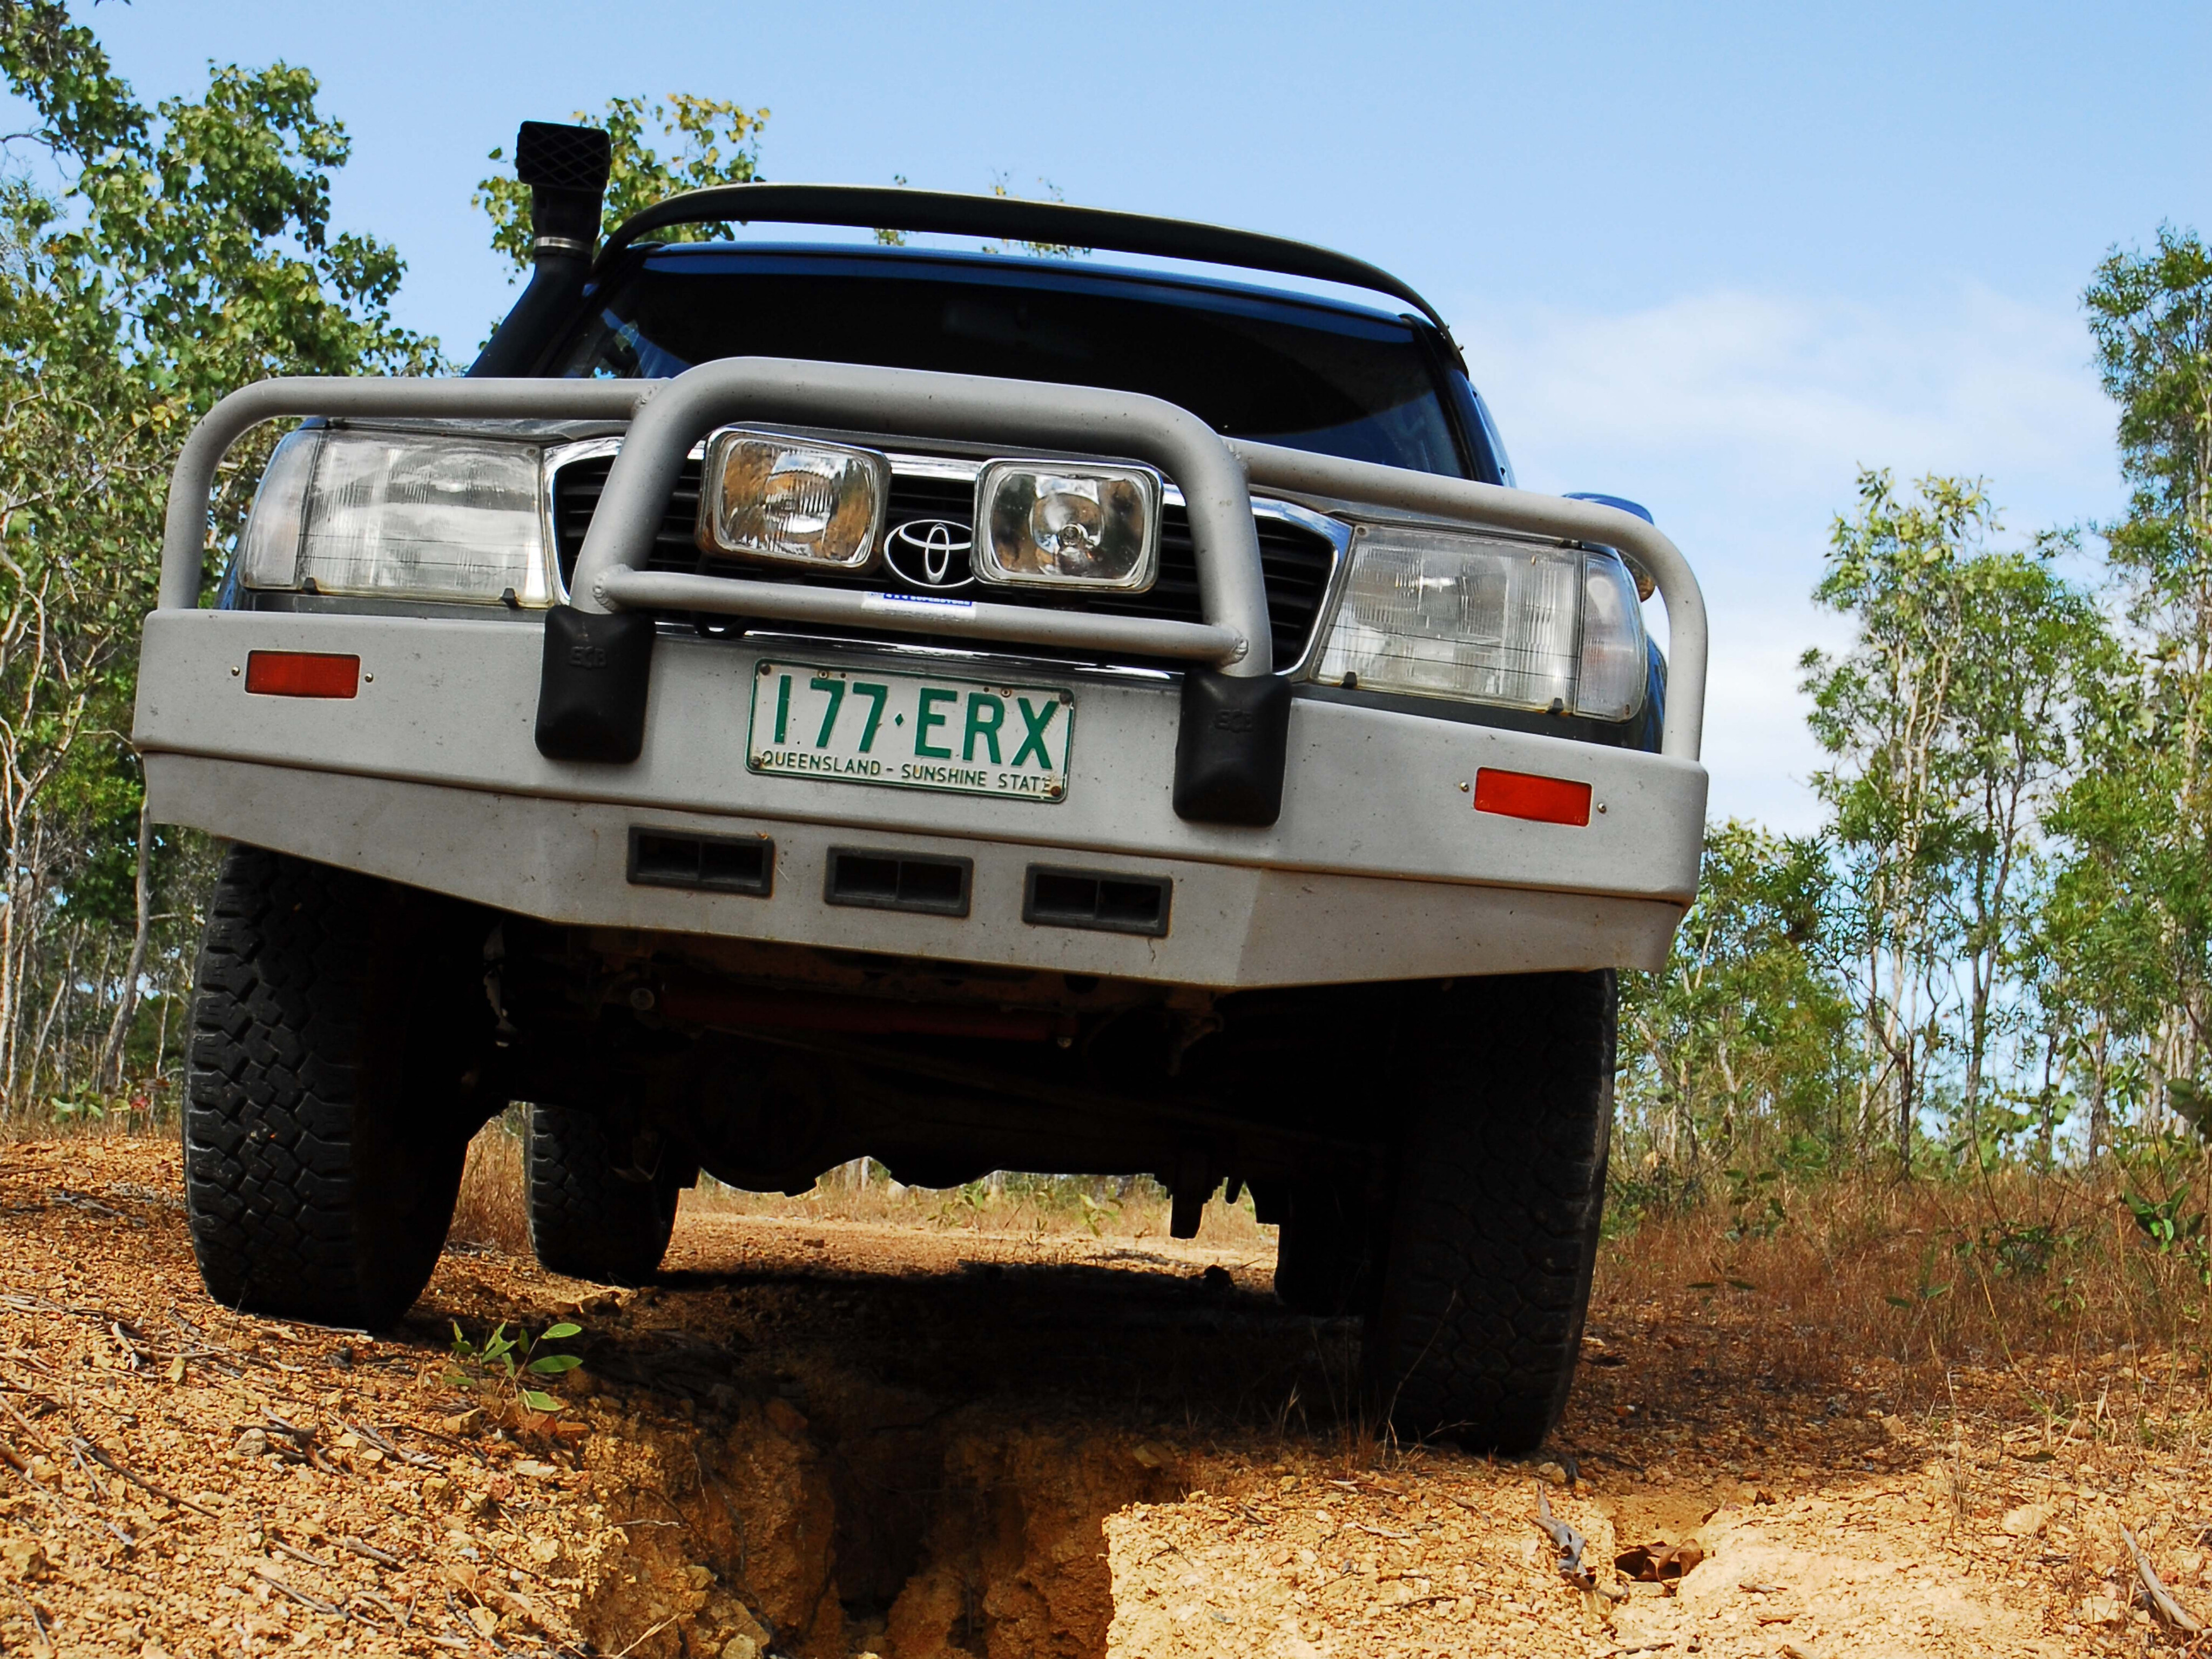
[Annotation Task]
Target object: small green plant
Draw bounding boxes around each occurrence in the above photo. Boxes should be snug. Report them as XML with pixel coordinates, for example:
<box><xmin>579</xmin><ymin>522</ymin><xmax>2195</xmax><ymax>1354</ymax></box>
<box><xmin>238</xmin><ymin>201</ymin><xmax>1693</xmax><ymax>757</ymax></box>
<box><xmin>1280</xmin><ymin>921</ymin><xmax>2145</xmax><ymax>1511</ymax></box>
<box><xmin>1960</xmin><ymin>1218</ymin><xmax>2071</xmax><ymax>1279</ymax></box>
<box><xmin>2123</xmin><ymin>1190</ymin><xmax>2204</xmax><ymax>1255</ymax></box>
<box><xmin>447</xmin><ymin>1320</ymin><xmax>585</xmax><ymax>1418</ymax></box>
<box><xmin>2122</xmin><ymin>1190</ymin><xmax>2212</xmax><ymax>1289</ymax></box>
<box><xmin>1723</xmin><ymin>1167</ymin><xmax>1786</xmax><ymax>1242</ymax></box>
<box><xmin>49</xmin><ymin>1091</ymin><xmax>107</xmax><ymax>1122</ymax></box>
<box><xmin>1076</xmin><ymin>1190</ymin><xmax>1119</xmax><ymax>1237</ymax></box>
<box><xmin>930</xmin><ymin>1179</ymin><xmax>996</xmax><ymax>1228</ymax></box>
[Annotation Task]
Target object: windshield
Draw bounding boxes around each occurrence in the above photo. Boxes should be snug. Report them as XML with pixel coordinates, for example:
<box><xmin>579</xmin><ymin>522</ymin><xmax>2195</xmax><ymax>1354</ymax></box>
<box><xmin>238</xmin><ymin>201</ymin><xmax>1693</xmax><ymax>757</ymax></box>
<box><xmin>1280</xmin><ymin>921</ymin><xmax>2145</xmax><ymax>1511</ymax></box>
<box><xmin>551</xmin><ymin>247</ymin><xmax>1479</xmax><ymax>478</ymax></box>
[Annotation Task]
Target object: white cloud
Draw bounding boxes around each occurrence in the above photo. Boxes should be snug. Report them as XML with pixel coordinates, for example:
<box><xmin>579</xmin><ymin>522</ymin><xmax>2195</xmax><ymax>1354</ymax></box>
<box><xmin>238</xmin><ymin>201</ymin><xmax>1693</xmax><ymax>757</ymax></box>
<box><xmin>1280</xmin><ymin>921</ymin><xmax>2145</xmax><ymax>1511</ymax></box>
<box><xmin>1445</xmin><ymin>283</ymin><xmax>2125</xmax><ymax>833</ymax></box>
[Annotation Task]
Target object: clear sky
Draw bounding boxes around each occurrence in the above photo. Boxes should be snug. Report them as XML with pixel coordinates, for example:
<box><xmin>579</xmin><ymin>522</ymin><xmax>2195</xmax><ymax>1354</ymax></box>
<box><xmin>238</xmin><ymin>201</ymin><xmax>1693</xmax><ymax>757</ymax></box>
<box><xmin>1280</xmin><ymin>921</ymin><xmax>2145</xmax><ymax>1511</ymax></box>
<box><xmin>24</xmin><ymin>1</ymin><xmax>2212</xmax><ymax>828</ymax></box>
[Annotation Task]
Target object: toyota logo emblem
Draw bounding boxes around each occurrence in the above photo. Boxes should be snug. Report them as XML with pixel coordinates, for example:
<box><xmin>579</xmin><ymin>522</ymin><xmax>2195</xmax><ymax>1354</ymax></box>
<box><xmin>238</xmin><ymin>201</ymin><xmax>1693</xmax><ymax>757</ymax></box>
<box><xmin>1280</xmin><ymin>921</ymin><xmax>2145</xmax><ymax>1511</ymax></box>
<box><xmin>883</xmin><ymin>518</ymin><xmax>975</xmax><ymax>590</ymax></box>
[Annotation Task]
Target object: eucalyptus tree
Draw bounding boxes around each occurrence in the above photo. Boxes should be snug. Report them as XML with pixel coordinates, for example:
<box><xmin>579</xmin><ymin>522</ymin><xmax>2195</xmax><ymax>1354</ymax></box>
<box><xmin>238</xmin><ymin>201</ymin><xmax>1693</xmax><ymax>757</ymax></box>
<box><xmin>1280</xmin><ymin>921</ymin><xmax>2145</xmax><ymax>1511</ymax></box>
<box><xmin>1802</xmin><ymin>472</ymin><xmax>1992</xmax><ymax>1165</ymax></box>
<box><xmin>1941</xmin><ymin>541</ymin><xmax>2110</xmax><ymax>1134</ymax></box>
<box><xmin>2042</xmin><ymin>228</ymin><xmax>2212</xmax><ymax>1139</ymax></box>
<box><xmin>1617</xmin><ymin>819</ymin><xmax>1852</xmax><ymax>1170</ymax></box>
<box><xmin>0</xmin><ymin>0</ymin><xmax>434</xmax><ymax>1104</ymax></box>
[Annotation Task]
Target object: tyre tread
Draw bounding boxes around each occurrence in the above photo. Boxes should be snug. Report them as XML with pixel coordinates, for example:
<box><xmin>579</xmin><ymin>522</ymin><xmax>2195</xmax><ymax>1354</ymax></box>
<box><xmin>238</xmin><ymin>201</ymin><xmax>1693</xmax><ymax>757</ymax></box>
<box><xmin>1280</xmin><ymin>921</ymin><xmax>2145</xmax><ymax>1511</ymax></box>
<box><xmin>183</xmin><ymin>846</ymin><xmax>467</xmax><ymax>1327</ymax></box>
<box><xmin>1366</xmin><ymin>972</ymin><xmax>1614</xmax><ymax>1452</ymax></box>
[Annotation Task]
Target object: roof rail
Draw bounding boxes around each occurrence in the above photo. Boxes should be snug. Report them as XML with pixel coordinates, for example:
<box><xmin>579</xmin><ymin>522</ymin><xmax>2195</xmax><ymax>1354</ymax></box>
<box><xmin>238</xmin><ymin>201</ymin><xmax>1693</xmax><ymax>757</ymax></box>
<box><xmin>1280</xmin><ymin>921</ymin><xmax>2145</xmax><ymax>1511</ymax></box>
<box><xmin>594</xmin><ymin>183</ymin><xmax>1453</xmax><ymax>335</ymax></box>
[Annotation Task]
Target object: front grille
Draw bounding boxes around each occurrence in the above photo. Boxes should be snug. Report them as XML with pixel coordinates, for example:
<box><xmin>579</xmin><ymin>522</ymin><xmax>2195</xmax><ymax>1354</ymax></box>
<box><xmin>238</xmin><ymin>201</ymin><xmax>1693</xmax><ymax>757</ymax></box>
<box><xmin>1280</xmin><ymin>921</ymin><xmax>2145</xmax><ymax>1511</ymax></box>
<box><xmin>550</xmin><ymin>454</ymin><xmax>1339</xmax><ymax>671</ymax></box>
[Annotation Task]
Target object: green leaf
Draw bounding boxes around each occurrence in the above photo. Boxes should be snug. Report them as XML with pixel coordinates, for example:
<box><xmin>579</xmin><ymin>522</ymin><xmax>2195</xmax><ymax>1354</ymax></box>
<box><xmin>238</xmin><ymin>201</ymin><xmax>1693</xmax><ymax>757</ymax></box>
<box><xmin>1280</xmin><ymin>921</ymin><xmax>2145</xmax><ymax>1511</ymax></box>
<box><xmin>528</xmin><ymin>1354</ymin><xmax>583</xmax><ymax>1374</ymax></box>
<box><xmin>1884</xmin><ymin>1295</ymin><xmax>1913</xmax><ymax>1309</ymax></box>
<box><xmin>1727</xmin><ymin>1278</ymin><xmax>1758</xmax><ymax>1292</ymax></box>
<box><xmin>1685</xmin><ymin>1280</ymin><xmax>1717</xmax><ymax>1291</ymax></box>
<box><xmin>518</xmin><ymin>1390</ymin><xmax>561</xmax><ymax>1414</ymax></box>
<box><xmin>540</xmin><ymin>1323</ymin><xmax>583</xmax><ymax>1341</ymax></box>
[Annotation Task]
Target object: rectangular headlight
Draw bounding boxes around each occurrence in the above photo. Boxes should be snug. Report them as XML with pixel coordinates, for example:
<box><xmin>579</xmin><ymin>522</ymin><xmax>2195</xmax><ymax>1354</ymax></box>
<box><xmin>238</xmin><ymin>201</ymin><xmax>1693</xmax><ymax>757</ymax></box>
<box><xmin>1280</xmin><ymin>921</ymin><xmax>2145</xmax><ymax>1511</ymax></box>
<box><xmin>238</xmin><ymin>427</ymin><xmax>554</xmax><ymax>605</ymax></box>
<box><xmin>1314</xmin><ymin>527</ymin><xmax>1647</xmax><ymax>721</ymax></box>
<box><xmin>973</xmin><ymin>460</ymin><xmax>1161</xmax><ymax>591</ymax></box>
<box><xmin>697</xmin><ymin>428</ymin><xmax>890</xmax><ymax>570</ymax></box>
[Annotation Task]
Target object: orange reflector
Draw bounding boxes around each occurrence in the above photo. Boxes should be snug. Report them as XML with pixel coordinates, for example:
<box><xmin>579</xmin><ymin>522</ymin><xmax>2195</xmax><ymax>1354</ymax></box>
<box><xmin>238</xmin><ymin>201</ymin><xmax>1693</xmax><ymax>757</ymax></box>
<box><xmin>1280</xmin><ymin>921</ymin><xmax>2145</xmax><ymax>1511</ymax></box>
<box><xmin>1473</xmin><ymin>767</ymin><xmax>1591</xmax><ymax>826</ymax></box>
<box><xmin>244</xmin><ymin>651</ymin><xmax>360</xmax><ymax>699</ymax></box>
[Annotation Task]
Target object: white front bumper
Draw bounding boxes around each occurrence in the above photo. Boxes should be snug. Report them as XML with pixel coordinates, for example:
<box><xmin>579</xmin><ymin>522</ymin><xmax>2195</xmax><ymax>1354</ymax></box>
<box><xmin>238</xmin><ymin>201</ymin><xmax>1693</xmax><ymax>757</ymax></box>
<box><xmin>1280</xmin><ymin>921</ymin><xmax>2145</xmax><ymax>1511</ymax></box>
<box><xmin>134</xmin><ymin>610</ymin><xmax>1706</xmax><ymax>988</ymax></box>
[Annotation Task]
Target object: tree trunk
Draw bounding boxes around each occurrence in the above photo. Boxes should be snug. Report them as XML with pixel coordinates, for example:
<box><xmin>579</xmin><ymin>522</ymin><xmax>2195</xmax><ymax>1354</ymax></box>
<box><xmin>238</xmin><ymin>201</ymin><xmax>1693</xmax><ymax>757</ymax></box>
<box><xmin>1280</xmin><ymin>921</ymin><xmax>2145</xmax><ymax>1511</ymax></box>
<box><xmin>2086</xmin><ymin>1022</ymin><xmax>2111</xmax><ymax>1165</ymax></box>
<box><xmin>97</xmin><ymin>798</ymin><xmax>153</xmax><ymax>1090</ymax></box>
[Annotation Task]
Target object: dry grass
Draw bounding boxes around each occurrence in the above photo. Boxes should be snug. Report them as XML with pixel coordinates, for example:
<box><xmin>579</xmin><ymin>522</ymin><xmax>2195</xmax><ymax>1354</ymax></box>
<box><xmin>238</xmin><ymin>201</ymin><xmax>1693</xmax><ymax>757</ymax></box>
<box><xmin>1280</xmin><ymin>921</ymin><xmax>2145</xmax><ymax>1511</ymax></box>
<box><xmin>685</xmin><ymin>1163</ymin><xmax>1279</xmax><ymax>1247</ymax></box>
<box><xmin>448</xmin><ymin>1113</ymin><xmax>529</xmax><ymax>1253</ymax></box>
<box><xmin>440</xmin><ymin>1114</ymin><xmax>1276</xmax><ymax>1252</ymax></box>
<box><xmin>449</xmin><ymin>1118</ymin><xmax>2212</xmax><ymax>1452</ymax></box>
<box><xmin>1599</xmin><ymin>1165</ymin><xmax>2212</xmax><ymax>1427</ymax></box>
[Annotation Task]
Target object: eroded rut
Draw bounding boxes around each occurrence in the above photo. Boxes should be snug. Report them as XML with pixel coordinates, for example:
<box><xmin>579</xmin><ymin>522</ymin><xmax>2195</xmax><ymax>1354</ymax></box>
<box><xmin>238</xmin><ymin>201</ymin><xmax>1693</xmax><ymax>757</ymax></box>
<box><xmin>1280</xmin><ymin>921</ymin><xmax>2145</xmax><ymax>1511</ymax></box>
<box><xmin>0</xmin><ymin>1138</ymin><xmax>2159</xmax><ymax>1658</ymax></box>
<box><xmin>535</xmin><ymin>1250</ymin><xmax>1252</xmax><ymax>1656</ymax></box>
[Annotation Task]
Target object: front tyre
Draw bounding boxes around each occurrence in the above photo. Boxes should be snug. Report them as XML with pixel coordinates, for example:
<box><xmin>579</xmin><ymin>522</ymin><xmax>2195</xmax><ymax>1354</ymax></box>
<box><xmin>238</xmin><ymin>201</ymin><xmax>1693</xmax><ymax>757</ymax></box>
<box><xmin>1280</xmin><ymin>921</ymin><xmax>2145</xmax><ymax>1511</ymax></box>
<box><xmin>184</xmin><ymin>847</ymin><xmax>490</xmax><ymax>1328</ymax></box>
<box><xmin>1363</xmin><ymin>972</ymin><xmax>1614</xmax><ymax>1452</ymax></box>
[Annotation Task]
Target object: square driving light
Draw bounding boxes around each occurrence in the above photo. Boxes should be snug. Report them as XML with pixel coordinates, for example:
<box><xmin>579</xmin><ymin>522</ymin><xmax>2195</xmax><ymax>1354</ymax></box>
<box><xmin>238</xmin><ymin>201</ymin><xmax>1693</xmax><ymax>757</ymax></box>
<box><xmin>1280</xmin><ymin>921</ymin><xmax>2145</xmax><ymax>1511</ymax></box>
<box><xmin>973</xmin><ymin>460</ymin><xmax>1162</xmax><ymax>592</ymax></box>
<box><xmin>696</xmin><ymin>428</ymin><xmax>891</xmax><ymax>570</ymax></box>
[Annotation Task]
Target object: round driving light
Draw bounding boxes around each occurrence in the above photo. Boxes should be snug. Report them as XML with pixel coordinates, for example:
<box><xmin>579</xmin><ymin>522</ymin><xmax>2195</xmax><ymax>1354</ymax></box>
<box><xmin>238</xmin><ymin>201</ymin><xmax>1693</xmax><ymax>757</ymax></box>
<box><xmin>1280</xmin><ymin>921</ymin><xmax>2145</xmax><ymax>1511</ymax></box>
<box><xmin>973</xmin><ymin>460</ymin><xmax>1162</xmax><ymax>592</ymax></box>
<box><xmin>1031</xmin><ymin>477</ymin><xmax>1106</xmax><ymax>563</ymax></box>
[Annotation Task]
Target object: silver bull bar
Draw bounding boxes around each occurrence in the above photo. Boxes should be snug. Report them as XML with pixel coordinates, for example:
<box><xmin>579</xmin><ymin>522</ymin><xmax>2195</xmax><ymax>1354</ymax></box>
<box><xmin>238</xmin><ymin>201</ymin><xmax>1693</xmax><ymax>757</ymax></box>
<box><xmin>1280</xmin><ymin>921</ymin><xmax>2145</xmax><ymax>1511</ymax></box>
<box><xmin>157</xmin><ymin>358</ymin><xmax>1707</xmax><ymax>760</ymax></box>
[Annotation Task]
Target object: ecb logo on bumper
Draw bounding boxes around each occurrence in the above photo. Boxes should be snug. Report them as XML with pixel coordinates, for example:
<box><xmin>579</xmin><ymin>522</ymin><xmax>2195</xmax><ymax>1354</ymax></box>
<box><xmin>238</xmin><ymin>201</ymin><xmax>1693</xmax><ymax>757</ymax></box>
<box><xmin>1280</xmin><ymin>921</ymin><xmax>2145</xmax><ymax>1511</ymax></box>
<box><xmin>883</xmin><ymin>519</ymin><xmax>974</xmax><ymax>590</ymax></box>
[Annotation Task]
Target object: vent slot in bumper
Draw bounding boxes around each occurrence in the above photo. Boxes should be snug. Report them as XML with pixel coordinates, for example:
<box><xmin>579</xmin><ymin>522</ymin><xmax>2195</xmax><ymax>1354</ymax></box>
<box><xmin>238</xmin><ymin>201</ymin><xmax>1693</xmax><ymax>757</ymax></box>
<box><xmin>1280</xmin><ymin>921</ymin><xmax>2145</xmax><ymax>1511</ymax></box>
<box><xmin>1022</xmin><ymin>866</ymin><xmax>1171</xmax><ymax>937</ymax></box>
<box><xmin>628</xmin><ymin>828</ymin><xmax>774</xmax><ymax>896</ymax></box>
<box><xmin>824</xmin><ymin>847</ymin><xmax>973</xmax><ymax>917</ymax></box>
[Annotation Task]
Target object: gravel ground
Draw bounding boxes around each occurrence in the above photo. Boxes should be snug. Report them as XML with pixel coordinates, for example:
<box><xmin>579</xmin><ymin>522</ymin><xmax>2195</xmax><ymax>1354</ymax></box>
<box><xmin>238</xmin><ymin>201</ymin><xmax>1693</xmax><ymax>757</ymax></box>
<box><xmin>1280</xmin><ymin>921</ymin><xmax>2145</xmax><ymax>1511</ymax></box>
<box><xmin>0</xmin><ymin>1136</ymin><xmax>2193</xmax><ymax>1657</ymax></box>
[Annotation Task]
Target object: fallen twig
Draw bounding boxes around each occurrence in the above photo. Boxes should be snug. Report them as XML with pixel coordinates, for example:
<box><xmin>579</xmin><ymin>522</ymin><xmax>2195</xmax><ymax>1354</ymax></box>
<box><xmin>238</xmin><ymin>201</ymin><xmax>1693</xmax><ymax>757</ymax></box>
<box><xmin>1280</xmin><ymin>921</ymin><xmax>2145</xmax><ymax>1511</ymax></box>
<box><xmin>2121</xmin><ymin>1525</ymin><xmax>2205</xmax><ymax>1636</ymax></box>
<box><xmin>49</xmin><ymin>1188</ymin><xmax>122</xmax><ymax>1217</ymax></box>
<box><xmin>253</xmin><ymin>1566</ymin><xmax>343</xmax><ymax>1616</ymax></box>
<box><xmin>0</xmin><ymin>1454</ymin><xmax>71</xmax><ymax>1516</ymax></box>
<box><xmin>108</xmin><ymin>1319</ymin><xmax>150</xmax><ymax>1369</ymax></box>
<box><xmin>71</xmin><ymin>1435</ymin><xmax>217</xmax><ymax>1516</ymax></box>
<box><xmin>262</xmin><ymin>1413</ymin><xmax>336</xmax><ymax>1472</ymax></box>
<box><xmin>0</xmin><ymin>1387</ymin><xmax>54</xmax><ymax>1448</ymax></box>
<box><xmin>338</xmin><ymin>1534</ymin><xmax>402</xmax><ymax>1567</ymax></box>
<box><xmin>395</xmin><ymin>1420</ymin><xmax>492</xmax><ymax>1464</ymax></box>
<box><xmin>448</xmin><ymin>1588</ymin><xmax>522</xmax><ymax>1655</ymax></box>
<box><xmin>1533</xmin><ymin>1485</ymin><xmax>1592</xmax><ymax>1587</ymax></box>
<box><xmin>610</xmin><ymin>1613</ymin><xmax>680</xmax><ymax>1658</ymax></box>
<box><xmin>161</xmin><ymin>1312</ymin><xmax>248</xmax><ymax>1378</ymax></box>
<box><xmin>65</xmin><ymin>1436</ymin><xmax>110</xmax><ymax>1499</ymax></box>
<box><xmin>340</xmin><ymin>1417</ymin><xmax>440</xmax><ymax>1469</ymax></box>
<box><xmin>350</xmin><ymin>1590</ymin><xmax>412</xmax><ymax>1628</ymax></box>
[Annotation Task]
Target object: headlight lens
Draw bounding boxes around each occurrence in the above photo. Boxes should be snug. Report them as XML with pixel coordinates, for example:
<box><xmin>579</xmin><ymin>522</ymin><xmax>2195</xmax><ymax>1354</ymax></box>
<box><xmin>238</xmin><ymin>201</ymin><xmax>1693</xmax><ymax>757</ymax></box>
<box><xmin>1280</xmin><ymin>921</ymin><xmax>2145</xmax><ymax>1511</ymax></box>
<box><xmin>973</xmin><ymin>460</ymin><xmax>1161</xmax><ymax>591</ymax></box>
<box><xmin>239</xmin><ymin>427</ymin><xmax>554</xmax><ymax>605</ymax></box>
<box><xmin>235</xmin><ymin>427</ymin><xmax>323</xmax><ymax>590</ymax></box>
<box><xmin>697</xmin><ymin>429</ymin><xmax>889</xmax><ymax>570</ymax></box>
<box><xmin>1314</xmin><ymin>527</ymin><xmax>1647</xmax><ymax>721</ymax></box>
<box><xmin>1575</xmin><ymin>549</ymin><xmax>1648</xmax><ymax>720</ymax></box>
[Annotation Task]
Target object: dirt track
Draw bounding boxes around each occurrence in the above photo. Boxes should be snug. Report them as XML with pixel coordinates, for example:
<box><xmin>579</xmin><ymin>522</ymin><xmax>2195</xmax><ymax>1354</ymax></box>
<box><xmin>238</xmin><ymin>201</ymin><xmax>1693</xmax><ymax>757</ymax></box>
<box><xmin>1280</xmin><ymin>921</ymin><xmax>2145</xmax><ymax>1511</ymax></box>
<box><xmin>0</xmin><ymin>1137</ymin><xmax>2193</xmax><ymax>1657</ymax></box>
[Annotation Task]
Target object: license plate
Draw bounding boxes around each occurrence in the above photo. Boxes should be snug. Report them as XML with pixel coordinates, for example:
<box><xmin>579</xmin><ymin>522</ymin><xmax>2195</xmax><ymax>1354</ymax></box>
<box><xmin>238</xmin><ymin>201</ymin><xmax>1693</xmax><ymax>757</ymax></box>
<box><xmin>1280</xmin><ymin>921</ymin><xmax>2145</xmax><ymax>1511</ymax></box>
<box><xmin>746</xmin><ymin>662</ymin><xmax>1074</xmax><ymax>802</ymax></box>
